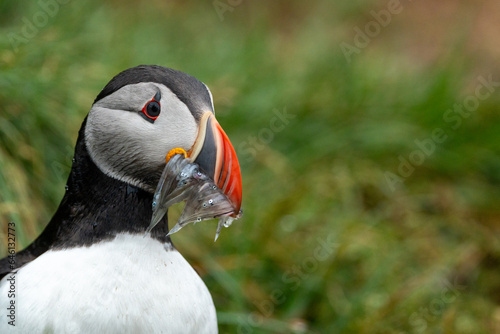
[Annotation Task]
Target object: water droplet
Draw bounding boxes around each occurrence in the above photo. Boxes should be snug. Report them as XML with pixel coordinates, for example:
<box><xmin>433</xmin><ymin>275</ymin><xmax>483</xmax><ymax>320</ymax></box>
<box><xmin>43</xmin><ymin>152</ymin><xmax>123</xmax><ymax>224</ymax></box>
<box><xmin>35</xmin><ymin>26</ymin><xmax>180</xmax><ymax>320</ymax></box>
<box><xmin>223</xmin><ymin>217</ymin><xmax>234</xmax><ymax>228</ymax></box>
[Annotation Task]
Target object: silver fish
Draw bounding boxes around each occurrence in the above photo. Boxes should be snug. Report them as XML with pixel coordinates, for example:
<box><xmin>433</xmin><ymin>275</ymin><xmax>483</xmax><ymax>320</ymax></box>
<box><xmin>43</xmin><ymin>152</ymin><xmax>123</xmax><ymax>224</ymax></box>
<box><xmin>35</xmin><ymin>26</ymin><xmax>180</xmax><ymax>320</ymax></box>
<box><xmin>147</xmin><ymin>154</ymin><xmax>240</xmax><ymax>241</ymax></box>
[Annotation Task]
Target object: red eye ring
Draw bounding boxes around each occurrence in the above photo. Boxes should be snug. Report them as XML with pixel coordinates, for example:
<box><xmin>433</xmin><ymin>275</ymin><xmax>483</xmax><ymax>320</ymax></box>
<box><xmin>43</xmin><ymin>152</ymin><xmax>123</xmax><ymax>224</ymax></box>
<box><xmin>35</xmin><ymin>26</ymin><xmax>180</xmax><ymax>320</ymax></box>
<box><xmin>141</xmin><ymin>91</ymin><xmax>161</xmax><ymax>123</ymax></box>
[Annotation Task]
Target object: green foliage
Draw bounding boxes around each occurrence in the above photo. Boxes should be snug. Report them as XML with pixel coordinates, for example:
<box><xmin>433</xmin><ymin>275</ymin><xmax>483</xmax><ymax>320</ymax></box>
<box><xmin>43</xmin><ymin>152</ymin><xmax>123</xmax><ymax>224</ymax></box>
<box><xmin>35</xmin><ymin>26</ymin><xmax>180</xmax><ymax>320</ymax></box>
<box><xmin>1</xmin><ymin>0</ymin><xmax>499</xmax><ymax>333</ymax></box>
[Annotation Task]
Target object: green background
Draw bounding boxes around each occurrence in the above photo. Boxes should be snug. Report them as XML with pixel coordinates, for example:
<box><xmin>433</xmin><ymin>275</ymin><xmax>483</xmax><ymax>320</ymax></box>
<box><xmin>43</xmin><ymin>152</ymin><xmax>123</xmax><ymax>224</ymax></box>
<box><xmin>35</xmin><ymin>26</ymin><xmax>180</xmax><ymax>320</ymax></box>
<box><xmin>1</xmin><ymin>0</ymin><xmax>499</xmax><ymax>333</ymax></box>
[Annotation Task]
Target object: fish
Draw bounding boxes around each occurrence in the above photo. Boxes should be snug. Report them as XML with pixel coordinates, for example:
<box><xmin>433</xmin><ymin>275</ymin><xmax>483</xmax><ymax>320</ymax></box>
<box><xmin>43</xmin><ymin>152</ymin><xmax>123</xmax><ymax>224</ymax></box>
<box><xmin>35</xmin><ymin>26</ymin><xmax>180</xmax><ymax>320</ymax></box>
<box><xmin>147</xmin><ymin>153</ymin><xmax>241</xmax><ymax>241</ymax></box>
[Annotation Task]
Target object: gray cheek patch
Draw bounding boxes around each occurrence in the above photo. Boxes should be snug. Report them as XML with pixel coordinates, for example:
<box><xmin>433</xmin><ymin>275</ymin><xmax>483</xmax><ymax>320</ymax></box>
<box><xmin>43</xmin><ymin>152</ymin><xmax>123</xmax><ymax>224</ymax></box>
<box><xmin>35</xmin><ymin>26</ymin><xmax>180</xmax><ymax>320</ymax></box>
<box><xmin>84</xmin><ymin>84</ymin><xmax>199</xmax><ymax>193</ymax></box>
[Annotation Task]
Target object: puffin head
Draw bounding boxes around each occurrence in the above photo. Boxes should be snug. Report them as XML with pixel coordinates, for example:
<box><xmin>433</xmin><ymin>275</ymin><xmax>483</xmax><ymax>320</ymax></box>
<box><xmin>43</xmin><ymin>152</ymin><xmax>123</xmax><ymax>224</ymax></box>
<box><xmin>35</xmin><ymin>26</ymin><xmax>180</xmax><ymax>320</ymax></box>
<box><xmin>84</xmin><ymin>65</ymin><xmax>242</xmax><ymax>216</ymax></box>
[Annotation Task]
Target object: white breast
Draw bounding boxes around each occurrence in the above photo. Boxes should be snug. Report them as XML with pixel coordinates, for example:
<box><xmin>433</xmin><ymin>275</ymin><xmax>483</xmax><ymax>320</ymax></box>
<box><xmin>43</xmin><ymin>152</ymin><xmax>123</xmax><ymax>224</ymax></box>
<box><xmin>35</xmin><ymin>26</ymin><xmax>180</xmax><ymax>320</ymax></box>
<box><xmin>0</xmin><ymin>234</ymin><xmax>217</xmax><ymax>334</ymax></box>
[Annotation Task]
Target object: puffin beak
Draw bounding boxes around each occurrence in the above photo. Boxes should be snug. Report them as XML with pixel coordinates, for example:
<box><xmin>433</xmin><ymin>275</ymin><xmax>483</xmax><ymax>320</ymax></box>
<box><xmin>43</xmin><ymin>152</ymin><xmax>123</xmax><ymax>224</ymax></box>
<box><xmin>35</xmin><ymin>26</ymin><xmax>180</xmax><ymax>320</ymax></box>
<box><xmin>188</xmin><ymin>112</ymin><xmax>242</xmax><ymax>217</ymax></box>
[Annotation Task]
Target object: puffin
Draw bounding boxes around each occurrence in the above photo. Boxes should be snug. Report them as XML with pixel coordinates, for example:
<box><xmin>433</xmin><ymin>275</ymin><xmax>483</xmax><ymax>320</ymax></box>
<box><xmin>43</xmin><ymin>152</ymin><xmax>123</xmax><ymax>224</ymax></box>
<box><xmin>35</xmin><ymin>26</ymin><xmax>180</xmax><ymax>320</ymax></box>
<box><xmin>0</xmin><ymin>65</ymin><xmax>242</xmax><ymax>333</ymax></box>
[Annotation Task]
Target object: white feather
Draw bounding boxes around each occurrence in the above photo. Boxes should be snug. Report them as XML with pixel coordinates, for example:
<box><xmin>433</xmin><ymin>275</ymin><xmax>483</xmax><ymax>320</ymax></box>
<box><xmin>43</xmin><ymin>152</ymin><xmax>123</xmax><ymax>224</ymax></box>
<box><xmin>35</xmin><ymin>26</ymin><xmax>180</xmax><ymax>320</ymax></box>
<box><xmin>0</xmin><ymin>234</ymin><xmax>217</xmax><ymax>333</ymax></box>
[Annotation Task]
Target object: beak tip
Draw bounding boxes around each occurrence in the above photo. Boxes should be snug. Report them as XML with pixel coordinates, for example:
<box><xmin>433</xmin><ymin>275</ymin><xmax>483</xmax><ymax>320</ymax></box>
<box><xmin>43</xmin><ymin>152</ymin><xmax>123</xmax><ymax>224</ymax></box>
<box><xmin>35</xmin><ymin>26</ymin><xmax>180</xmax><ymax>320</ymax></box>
<box><xmin>229</xmin><ymin>189</ymin><xmax>242</xmax><ymax>218</ymax></box>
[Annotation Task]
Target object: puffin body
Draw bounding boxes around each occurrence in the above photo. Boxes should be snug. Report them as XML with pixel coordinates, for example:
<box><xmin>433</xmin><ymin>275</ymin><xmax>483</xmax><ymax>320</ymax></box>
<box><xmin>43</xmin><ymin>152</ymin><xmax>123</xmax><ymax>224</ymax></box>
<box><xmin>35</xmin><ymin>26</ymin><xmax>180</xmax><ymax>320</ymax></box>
<box><xmin>1</xmin><ymin>235</ymin><xmax>216</xmax><ymax>333</ymax></box>
<box><xmin>0</xmin><ymin>65</ymin><xmax>242</xmax><ymax>333</ymax></box>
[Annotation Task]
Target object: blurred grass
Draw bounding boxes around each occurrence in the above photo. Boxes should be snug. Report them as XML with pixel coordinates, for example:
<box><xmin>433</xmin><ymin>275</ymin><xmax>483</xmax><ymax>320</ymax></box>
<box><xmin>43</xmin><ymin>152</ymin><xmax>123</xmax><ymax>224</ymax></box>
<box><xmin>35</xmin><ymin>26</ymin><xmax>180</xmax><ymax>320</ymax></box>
<box><xmin>1</xmin><ymin>0</ymin><xmax>500</xmax><ymax>333</ymax></box>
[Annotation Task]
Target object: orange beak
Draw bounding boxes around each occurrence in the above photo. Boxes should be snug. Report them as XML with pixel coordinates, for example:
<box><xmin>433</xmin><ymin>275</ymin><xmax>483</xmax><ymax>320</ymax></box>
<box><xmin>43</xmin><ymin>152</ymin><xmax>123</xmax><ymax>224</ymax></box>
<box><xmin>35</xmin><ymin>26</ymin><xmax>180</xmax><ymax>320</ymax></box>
<box><xmin>188</xmin><ymin>112</ymin><xmax>242</xmax><ymax>217</ymax></box>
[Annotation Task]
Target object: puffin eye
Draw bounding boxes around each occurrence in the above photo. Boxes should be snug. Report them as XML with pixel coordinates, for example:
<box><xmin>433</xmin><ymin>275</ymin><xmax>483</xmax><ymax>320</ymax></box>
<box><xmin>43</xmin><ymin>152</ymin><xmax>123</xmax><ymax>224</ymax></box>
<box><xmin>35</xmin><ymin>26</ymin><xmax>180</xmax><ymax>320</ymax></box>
<box><xmin>141</xmin><ymin>91</ymin><xmax>162</xmax><ymax>123</ymax></box>
<box><xmin>146</xmin><ymin>101</ymin><xmax>160</xmax><ymax>118</ymax></box>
